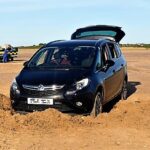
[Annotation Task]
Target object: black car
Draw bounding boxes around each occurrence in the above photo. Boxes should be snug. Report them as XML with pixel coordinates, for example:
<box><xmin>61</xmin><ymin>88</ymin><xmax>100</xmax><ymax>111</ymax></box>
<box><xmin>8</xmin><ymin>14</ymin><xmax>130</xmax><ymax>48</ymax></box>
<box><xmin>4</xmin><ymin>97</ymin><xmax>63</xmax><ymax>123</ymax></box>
<box><xmin>10</xmin><ymin>25</ymin><xmax>128</xmax><ymax>116</ymax></box>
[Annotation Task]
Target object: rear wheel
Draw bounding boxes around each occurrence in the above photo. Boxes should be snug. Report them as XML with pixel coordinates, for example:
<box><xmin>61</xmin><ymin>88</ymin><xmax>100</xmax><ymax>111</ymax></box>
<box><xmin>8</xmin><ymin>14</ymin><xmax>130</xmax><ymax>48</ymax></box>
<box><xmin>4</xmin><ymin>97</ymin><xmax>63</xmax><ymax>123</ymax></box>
<box><xmin>90</xmin><ymin>92</ymin><xmax>103</xmax><ymax>117</ymax></box>
<box><xmin>121</xmin><ymin>80</ymin><xmax>128</xmax><ymax>100</ymax></box>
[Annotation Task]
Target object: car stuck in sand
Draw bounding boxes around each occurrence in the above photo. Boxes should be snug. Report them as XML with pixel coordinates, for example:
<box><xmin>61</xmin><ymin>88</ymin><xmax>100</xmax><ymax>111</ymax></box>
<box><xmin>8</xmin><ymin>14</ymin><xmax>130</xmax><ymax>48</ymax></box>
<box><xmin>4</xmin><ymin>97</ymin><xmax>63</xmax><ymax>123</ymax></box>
<box><xmin>10</xmin><ymin>25</ymin><xmax>128</xmax><ymax>116</ymax></box>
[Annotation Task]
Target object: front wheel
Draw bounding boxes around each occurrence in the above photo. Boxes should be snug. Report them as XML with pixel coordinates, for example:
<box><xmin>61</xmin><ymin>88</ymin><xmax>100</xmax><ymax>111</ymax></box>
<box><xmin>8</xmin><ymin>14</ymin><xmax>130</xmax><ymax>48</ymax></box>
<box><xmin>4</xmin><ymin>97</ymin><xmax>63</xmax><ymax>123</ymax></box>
<box><xmin>90</xmin><ymin>92</ymin><xmax>103</xmax><ymax>117</ymax></box>
<box><xmin>121</xmin><ymin>80</ymin><xmax>128</xmax><ymax>100</ymax></box>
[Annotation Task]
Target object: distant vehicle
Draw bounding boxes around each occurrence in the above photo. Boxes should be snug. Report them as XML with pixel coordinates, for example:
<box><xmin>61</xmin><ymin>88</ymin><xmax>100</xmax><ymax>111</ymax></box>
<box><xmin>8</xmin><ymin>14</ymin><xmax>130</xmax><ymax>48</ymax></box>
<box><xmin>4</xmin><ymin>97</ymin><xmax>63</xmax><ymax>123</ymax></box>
<box><xmin>0</xmin><ymin>44</ymin><xmax>18</xmax><ymax>61</ymax></box>
<box><xmin>10</xmin><ymin>25</ymin><xmax>128</xmax><ymax>116</ymax></box>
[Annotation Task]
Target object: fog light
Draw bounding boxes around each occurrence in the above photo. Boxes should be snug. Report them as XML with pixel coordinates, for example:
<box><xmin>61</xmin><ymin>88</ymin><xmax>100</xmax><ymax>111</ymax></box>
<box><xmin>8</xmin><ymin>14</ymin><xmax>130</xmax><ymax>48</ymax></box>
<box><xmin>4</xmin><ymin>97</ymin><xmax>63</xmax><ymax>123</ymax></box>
<box><xmin>76</xmin><ymin>101</ymin><xmax>83</xmax><ymax>107</ymax></box>
<box><xmin>66</xmin><ymin>90</ymin><xmax>76</xmax><ymax>95</ymax></box>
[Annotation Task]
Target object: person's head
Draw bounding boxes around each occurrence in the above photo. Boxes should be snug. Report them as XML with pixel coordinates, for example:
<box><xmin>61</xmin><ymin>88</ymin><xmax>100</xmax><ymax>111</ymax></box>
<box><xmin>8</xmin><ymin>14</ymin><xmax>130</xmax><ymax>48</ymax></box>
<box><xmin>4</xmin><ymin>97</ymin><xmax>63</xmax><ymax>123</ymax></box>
<box><xmin>61</xmin><ymin>50</ymin><xmax>69</xmax><ymax>60</ymax></box>
<box><xmin>61</xmin><ymin>54</ymin><xmax>68</xmax><ymax>60</ymax></box>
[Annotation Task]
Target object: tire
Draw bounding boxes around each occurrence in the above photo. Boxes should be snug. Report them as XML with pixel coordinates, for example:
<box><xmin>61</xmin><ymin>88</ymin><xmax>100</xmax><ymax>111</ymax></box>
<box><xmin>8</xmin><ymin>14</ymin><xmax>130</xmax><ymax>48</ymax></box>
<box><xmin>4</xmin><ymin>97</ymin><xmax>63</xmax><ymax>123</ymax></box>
<box><xmin>121</xmin><ymin>80</ymin><xmax>128</xmax><ymax>100</ymax></box>
<box><xmin>90</xmin><ymin>92</ymin><xmax>103</xmax><ymax>117</ymax></box>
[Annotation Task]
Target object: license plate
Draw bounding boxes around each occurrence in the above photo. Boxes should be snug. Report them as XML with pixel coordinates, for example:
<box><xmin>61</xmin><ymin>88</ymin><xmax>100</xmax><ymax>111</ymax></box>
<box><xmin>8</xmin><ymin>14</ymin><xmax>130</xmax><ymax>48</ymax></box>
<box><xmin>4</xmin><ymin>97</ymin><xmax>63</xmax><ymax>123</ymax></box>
<box><xmin>27</xmin><ymin>98</ymin><xmax>53</xmax><ymax>105</ymax></box>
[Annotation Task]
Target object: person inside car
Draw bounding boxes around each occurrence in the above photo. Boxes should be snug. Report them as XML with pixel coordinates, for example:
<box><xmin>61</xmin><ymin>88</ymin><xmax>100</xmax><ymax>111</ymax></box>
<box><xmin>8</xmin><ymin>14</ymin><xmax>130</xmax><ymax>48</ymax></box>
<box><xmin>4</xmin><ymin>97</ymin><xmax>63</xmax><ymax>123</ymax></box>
<box><xmin>51</xmin><ymin>50</ymin><xmax>61</xmax><ymax>65</ymax></box>
<box><xmin>60</xmin><ymin>53</ymin><xmax>71</xmax><ymax>65</ymax></box>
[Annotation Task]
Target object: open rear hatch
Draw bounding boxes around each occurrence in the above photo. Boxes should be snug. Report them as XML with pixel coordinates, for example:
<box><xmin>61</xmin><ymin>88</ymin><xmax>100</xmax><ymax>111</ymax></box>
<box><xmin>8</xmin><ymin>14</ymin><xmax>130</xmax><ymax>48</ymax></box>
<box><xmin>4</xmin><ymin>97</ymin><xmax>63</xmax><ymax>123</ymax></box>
<box><xmin>71</xmin><ymin>25</ymin><xmax>125</xmax><ymax>42</ymax></box>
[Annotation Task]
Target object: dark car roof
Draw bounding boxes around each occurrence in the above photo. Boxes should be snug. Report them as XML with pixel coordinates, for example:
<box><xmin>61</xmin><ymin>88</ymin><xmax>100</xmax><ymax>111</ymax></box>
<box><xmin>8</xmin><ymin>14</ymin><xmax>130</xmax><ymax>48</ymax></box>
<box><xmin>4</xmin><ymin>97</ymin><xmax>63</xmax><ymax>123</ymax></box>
<box><xmin>45</xmin><ymin>40</ymin><xmax>104</xmax><ymax>47</ymax></box>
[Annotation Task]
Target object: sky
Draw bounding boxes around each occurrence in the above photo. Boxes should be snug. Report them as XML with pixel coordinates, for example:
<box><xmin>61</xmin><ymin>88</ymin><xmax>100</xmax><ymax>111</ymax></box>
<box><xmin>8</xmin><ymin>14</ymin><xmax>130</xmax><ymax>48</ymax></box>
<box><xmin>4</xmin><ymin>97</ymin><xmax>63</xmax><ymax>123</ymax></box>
<box><xmin>0</xmin><ymin>0</ymin><xmax>150</xmax><ymax>46</ymax></box>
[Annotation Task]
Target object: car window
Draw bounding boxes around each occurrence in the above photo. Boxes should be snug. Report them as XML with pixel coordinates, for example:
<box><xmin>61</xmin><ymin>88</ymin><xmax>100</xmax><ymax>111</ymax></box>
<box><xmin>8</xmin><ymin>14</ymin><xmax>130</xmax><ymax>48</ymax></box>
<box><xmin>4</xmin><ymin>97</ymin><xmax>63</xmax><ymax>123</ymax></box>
<box><xmin>107</xmin><ymin>43</ymin><xmax>118</xmax><ymax>59</ymax></box>
<box><xmin>36</xmin><ymin>50</ymin><xmax>48</xmax><ymax>66</ymax></box>
<box><xmin>101</xmin><ymin>44</ymin><xmax>109</xmax><ymax>66</ymax></box>
<box><xmin>115</xmin><ymin>44</ymin><xmax>122</xmax><ymax>57</ymax></box>
<box><xmin>96</xmin><ymin>47</ymin><xmax>102</xmax><ymax>68</ymax></box>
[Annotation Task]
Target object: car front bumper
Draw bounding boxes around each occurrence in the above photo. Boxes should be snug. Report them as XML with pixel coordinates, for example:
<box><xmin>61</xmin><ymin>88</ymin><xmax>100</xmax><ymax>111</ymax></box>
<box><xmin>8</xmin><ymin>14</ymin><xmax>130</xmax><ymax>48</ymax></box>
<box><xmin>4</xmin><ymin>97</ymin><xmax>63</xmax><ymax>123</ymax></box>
<box><xmin>10</xmin><ymin>88</ymin><xmax>95</xmax><ymax>113</ymax></box>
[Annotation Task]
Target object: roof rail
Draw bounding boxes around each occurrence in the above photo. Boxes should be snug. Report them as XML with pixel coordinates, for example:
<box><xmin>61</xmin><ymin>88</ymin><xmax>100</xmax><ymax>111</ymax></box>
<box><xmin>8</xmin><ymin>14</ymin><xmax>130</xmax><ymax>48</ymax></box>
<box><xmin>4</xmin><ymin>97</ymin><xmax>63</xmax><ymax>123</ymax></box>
<box><xmin>97</xmin><ymin>37</ymin><xmax>115</xmax><ymax>42</ymax></box>
<box><xmin>47</xmin><ymin>40</ymin><xmax>66</xmax><ymax>45</ymax></box>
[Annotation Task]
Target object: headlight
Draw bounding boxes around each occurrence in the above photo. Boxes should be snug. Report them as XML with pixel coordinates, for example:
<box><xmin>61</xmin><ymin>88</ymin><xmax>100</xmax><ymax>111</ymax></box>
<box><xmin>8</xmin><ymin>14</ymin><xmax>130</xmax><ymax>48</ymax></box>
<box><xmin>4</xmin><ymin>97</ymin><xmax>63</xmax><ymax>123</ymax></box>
<box><xmin>65</xmin><ymin>78</ymin><xmax>89</xmax><ymax>96</ymax></box>
<box><xmin>76</xmin><ymin>78</ymin><xmax>89</xmax><ymax>90</ymax></box>
<box><xmin>12</xmin><ymin>79</ymin><xmax>17</xmax><ymax>90</ymax></box>
<box><xmin>11</xmin><ymin>79</ymin><xmax>20</xmax><ymax>95</ymax></box>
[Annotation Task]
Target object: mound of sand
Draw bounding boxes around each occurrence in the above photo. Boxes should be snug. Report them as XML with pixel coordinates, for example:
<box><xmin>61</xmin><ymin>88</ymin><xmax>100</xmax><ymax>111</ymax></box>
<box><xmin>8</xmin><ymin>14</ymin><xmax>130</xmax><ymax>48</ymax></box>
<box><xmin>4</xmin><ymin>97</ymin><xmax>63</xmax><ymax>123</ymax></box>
<box><xmin>0</xmin><ymin>93</ymin><xmax>150</xmax><ymax>149</ymax></box>
<box><xmin>0</xmin><ymin>94</ymin><xmax>12</xmax><ymax>111</ymax></box>
<box><xmin>0</xmin><ymin>94</ymin><xmax>94</xmax><ymax>132</ymax></box>
<box><xmin>0</xmin><ymin>93</ymin><xmax>150</xmax><ymax>132</ymax></box>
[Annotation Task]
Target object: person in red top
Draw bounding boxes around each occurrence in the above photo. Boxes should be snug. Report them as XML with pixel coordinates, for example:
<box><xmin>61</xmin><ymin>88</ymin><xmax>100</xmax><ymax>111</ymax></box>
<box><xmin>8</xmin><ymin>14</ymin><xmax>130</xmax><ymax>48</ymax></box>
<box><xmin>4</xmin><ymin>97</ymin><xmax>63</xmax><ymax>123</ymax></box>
<box><xmin>60</xmin><ymin>54</ymin><xmax>71</xmax><ymax>65</ymax></box>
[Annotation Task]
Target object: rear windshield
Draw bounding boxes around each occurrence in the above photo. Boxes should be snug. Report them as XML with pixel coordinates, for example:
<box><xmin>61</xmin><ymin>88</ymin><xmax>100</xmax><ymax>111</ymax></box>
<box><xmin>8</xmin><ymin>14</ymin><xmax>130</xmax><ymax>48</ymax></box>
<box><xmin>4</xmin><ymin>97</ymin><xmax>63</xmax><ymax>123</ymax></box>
<box><xmin>76</xmin><ymin>31</ymin><xmax>117</xmax><ymax>39</ymax></box>
<box><xmin>28</xmin><ymin>46</ymin><xmax>96</xmax><ymax>69</ymax></box>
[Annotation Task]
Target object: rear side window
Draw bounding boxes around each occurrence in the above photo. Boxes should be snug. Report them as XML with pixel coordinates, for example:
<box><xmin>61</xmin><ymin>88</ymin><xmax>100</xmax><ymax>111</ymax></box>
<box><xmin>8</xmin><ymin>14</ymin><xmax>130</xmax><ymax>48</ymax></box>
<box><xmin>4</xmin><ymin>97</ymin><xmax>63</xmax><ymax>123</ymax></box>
<box><xmin>101</xmin><ymin>44</ymin><xmax>109</xmax><ymax>66</ymax></box>
<box><xmin>115</xmin><ymin>44</ymin><xmax>122</xmax><ymax>57</ymax></box>
<box><xmin>107</xmin><ymin>43</ymin><xmax>118</xmax><ymax>59</ymax></box>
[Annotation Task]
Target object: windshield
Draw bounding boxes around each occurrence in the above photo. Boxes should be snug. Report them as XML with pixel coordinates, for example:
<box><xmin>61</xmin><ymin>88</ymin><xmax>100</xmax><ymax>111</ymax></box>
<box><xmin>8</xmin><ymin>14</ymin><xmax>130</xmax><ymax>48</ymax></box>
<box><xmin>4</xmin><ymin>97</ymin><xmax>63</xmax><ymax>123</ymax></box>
<box><xmin>28</xmin><ymin>46</ymin><xmax>96</xmax><ymax>68</ymax></box>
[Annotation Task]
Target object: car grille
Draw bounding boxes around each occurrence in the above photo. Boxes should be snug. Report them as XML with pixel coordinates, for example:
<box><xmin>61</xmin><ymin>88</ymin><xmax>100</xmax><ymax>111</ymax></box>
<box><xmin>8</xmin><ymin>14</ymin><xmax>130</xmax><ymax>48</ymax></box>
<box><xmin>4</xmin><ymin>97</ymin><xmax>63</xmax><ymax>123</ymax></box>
<box><xmin>22</xmin><ymin>84</ymin><xmax>64</xmax><ymax>96</ymax></box>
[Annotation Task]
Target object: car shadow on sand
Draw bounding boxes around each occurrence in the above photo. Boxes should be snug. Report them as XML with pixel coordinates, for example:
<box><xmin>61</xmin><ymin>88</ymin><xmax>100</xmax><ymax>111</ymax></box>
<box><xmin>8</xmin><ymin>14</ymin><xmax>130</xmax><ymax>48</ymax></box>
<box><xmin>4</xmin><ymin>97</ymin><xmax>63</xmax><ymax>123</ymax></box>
<box><xmin>103</xmin><ymin>81</ymin><xmax>141</xmax><ymax>113</ymax></box>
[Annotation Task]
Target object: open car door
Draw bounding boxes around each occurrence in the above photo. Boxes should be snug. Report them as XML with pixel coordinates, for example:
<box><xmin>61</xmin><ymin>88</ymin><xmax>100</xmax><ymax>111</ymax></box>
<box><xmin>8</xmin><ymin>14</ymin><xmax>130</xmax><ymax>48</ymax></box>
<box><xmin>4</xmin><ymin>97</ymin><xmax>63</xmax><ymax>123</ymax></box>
<box><xmin>71</xmin><ymin>25</ymin><xmax>125</xmax><ymax>43</ymax></box>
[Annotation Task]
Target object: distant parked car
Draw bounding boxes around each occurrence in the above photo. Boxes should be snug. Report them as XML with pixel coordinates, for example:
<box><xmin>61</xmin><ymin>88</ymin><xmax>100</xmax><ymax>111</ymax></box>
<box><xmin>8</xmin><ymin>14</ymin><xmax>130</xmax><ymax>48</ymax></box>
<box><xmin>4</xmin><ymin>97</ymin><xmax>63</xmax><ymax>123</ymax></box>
<box><xmin>0</xmin><ymin>44</ymin><xmax>18</xmax><ymax>61</ymax></box>
<box><xmin>10</xmin><ymin>25</ymin><xmax>128</xmax><ymax>116</ymax></box>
